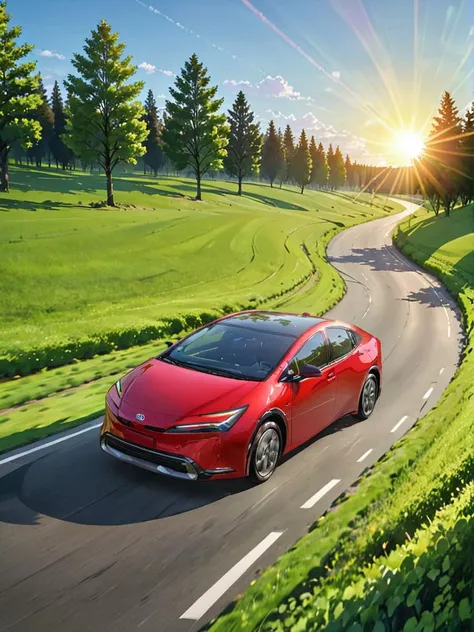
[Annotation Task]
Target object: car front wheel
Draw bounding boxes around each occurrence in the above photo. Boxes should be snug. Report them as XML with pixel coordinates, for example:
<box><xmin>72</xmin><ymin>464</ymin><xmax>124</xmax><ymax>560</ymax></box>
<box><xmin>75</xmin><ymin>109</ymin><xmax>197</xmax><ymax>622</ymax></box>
<box><xmin>355</xmin><ymin>374</ymin><xmax>378</xmax><ymax>420</ymax></box>
<box><xmin>249</xmin><ymin>421</ymin><xmax>282</xmax><ymax>484</ymax></box>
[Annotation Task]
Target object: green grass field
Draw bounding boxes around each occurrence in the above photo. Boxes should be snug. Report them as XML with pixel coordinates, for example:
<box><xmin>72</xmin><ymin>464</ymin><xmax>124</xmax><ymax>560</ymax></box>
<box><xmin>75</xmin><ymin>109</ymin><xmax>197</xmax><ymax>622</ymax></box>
<box><xmin>208</xmin><ymin>204</ymin><xmax>474</xmax><ymax>631</ymax></box>
<box><xmin>0</xmin><ymin>167</ymin><xmax>402</xmax><ymax>452</ymax></box>
<box><xmin>1</xmin><ymin>167</ymin><xmax>398</xmax><ymax>359</ymax></box>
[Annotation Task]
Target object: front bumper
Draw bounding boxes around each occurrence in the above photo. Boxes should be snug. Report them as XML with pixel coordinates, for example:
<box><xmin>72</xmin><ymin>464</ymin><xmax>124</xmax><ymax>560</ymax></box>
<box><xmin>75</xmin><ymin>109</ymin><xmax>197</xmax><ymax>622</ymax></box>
<box><xmin>101</xmin><ymin>433</ymin><xmax>234</xmax><ymax>481</ymax></box>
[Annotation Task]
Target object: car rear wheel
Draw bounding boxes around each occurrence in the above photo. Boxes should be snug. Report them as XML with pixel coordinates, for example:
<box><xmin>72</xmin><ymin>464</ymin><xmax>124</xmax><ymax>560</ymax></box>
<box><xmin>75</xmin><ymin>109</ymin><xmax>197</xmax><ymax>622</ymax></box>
<box><xmin>249</xmin><ymin>421</ymin><xmax>282</xmax><ymax>484</ymax></box>
<box><xmin>355</xmin><ymin>373</ymin><xmax>378</xmax><ymax>420</ymax></box>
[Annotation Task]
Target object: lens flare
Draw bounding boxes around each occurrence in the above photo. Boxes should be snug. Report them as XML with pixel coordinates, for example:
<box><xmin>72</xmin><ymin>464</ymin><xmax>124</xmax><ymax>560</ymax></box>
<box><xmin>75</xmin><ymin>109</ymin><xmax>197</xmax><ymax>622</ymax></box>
<box><xmin>393</xmin><ymin>130</ymin><xmax>425</xmax><ymax>164</ymax></box>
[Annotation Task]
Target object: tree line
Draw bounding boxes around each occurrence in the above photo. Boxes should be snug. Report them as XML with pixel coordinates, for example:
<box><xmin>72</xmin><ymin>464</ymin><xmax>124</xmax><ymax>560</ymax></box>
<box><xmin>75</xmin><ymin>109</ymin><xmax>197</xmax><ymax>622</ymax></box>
<box><xmin>1</xmin><ymin>2</ymin><xmax>473</xmax><ymax>213</ymax></box>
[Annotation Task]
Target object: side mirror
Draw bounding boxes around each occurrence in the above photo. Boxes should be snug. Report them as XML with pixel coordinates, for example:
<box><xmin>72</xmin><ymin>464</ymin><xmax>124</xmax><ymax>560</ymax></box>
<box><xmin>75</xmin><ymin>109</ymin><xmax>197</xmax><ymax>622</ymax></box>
<box><xmin>164</xmin><ymin>341</ymin><xmax>174</xmax><ymax>348</ymax></box>
<box><xmin>299</xmin><ymin>364</ymin><xmax>322</xmax><ymax>378</ymax></box>
<box><xmin>282</xmin><ymin>364</ymin><xmax>322</xmax><ymax>382</ymax></box>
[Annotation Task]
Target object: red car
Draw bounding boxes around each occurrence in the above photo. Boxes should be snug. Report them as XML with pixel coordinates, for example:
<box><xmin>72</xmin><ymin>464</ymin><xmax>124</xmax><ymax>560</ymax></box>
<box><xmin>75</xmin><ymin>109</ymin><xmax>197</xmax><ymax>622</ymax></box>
<box><xmin>101</xmin><ymin>311</ymin><xmax>382</xmax><ymax>483</ymax></box>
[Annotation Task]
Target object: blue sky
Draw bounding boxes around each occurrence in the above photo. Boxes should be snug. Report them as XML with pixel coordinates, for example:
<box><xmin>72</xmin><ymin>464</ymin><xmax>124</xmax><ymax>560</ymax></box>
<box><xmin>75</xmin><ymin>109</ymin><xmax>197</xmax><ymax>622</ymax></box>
<box><xmin>11</xmin><ymin>0</ymin><xmax>474</xmax><ymax>165</ymax></box>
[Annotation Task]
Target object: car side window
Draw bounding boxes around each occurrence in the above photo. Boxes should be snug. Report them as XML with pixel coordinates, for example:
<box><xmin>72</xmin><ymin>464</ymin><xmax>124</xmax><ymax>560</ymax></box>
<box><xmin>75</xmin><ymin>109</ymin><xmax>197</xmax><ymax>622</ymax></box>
<box><xmin>326</xmin><ymin>327</ymin><xmax>354</xmax><ymax>361</ymax></box>
<box><xmin>288</xmin><ymin>332</ymin><xmax>328</xmax><ymax>373</ymax></box>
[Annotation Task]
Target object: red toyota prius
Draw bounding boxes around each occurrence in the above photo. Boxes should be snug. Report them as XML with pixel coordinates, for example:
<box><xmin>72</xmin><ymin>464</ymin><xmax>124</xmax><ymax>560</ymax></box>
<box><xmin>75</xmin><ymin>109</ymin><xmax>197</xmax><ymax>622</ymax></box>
<box><xmin>101</xmin><ymin>311</ymin><xmax>382</xmax><ymax>483</ymax></box>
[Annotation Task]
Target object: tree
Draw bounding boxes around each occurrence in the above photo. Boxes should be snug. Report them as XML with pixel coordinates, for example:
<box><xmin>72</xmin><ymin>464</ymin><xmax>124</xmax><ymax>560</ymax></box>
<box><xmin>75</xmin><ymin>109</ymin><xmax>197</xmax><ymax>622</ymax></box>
<box><xmin>421</xmin><ymin>91</ymin><xmax>463</xmax><ymax>216</ymax></box>
<box><xmin>0</xmin><ymin>1</ymin><xmax>41</xmax><ymax>191</ymax></box>
<box><xmin>260</xmin><ymin>120</ymin><xmax>284</xmax><ymax>187</ymax></box>
<box><xmin>312</xmin><ymin>142</ymin><xmax>329</xmax><ymax>189</ymax></box>
<box><xmin>309</xmin><ymin>135</ymin><xmax>318</xmax><ymax>186</ymax></box>
<box><xmin>50</xmin><ymin>81</ymin><xmax>69</xmax><ymax>169</ymax></box>
<box><xmin>344</xmin><ymin>154</ymin><xmax>352</xmax><ymax>189</ymax></box>
<box><xmin>163</xmin><ymin>53</ymin><xmax>228</xmax><ymax>200</ymax></box>
<box><xmin>329</xmin><ymin>146</ymin><xmax>346</xmax><ymax>190</ymax></box>
<box><xmin>459</xmin><ymin>103</ymin><xmax>474</xmax><ymax>206</ymax></box>
<box><xmin>292</xmin><ymin>129</ymin><xmax>312</xmax><ymax>194</ymax></box>
<box><xmin>143</xmin><ymin>89</ymin><xmax>165</xmax><ymax>177</ymax></box>
<box><xmin>64</xmin><ymin>19</ymin><xmax>147</xmax><ymax>205</ymax></box>
<box><xmin>326</xmin><ymin>144</ymin><xmax>336</xmax><ymax>189</ymax></box>
<box><xmin>223</xmin><ymin>90</ymin><xmax>261</xmax><ymax>195</ymax></box>
<box><xmin>283</xmin><ymin>124</ymin><xmax>295</xmax><ymax>185</ymax></box>
<box><xmin>27</xmin><ymin>75</ymin><xmax>54</xmax><ymax>167</ymax></box>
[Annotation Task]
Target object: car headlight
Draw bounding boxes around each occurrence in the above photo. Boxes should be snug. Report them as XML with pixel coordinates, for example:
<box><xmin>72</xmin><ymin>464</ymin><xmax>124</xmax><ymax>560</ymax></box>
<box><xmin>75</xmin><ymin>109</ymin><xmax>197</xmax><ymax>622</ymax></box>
<box><xmin>167</xmin><ymin>406</ymin><xmax>248</xmax><ymax>433</ymax></box>
<box><xmin>115</xmin><ymin>380</ymin><xmax>122</xmax><ymax>398</ymax></box>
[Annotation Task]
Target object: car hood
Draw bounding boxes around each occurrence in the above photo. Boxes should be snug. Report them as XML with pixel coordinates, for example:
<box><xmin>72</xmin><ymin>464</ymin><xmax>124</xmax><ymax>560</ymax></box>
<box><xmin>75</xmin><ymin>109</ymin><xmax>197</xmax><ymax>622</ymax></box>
<box><xmin>118</xmin><ymin>358</ymin><xmax>259</xmax><ymax>428</ymax></box>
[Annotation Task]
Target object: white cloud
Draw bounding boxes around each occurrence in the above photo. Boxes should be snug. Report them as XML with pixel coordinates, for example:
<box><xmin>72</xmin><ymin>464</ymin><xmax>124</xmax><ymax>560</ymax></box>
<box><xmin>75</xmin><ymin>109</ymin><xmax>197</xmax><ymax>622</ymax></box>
<box><xmin>224</xmin><ymin>75</ymin><xmax>312</xmax><ymax>102</ymax></box>
<box><xmin>331</xmin><ymin>71</ymin><xmax>341</xmax><ymax>80</ymax></box>
<box><xmin>324</xmin><ymin>87</ymin><xmax>332</xmax><ymax>93</ymax></box>
<box><xmin>138</xmin><ymin>62</ymin><xmax>174</xmax><ymax>76</ymax></box>
<box><xmin>38</xmin><ymin>49</ymin><xmax>65</xmax><ymax>60</ymax></box>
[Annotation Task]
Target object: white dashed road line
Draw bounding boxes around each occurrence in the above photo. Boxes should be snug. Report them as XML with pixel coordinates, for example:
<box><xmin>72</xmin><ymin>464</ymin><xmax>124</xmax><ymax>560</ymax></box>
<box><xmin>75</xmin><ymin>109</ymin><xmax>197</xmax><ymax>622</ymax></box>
<box><xmin>0</xmin><ymin>422</ymin><xmax>103</xmax><ymax>466</ymax></box>
<box><xmin>440</xmin><ymin>367</ymin><xmax>445</xmax><ymax>375</ymax></box>
<box><xmin>357</xmin><ymin>448</ymin><xmax>373</xmax><ymax>463</ymax></box>
<box><xmin>391</xmin><ymin>415</ymin><xmax>408</xmax><ymax>433</ymax></box>
<box><xmin>180</xmin><ymin>531</ymin><xmax>284</xmax><ymax>621</ymax></box>
<box><xmin>300</xmin><ymin>479</ymin><xmax>341</xmax><ymax>509</ymax></box>
<box><xmin>423</xmin><ymin>387</ymin><xmax>434</xmax><ymax>400</ymax></box>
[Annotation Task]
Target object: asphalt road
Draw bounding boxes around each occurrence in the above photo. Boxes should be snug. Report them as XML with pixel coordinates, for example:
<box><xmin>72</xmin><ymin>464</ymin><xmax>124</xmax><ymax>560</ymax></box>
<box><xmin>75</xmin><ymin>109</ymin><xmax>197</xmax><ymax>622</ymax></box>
<box><xmin>0</xmin><ymin>201</ymin><xmax>463</xmax><ymax>632</ymax></box>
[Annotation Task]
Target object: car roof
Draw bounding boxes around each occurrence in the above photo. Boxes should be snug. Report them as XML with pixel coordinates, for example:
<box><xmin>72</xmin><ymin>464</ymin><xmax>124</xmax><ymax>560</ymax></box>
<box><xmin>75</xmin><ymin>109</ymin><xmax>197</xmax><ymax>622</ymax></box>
<box><xmin>221</xmin><ymin>311</ymin><xmax>327</xmax><ymax>338</ymax></box>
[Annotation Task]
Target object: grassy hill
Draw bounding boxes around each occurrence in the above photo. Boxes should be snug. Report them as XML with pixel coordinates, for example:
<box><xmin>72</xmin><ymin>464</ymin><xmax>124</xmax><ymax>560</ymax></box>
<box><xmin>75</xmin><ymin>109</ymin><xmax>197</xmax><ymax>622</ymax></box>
<box><xmin>0</xmin><ymin>167</ymin><xmax>400</xmax><ymax>376</ymax></box>
<box><xmin>207</xmin><ymin>204</ymin><xmax>474</xmax><ymax>631</ymax></box>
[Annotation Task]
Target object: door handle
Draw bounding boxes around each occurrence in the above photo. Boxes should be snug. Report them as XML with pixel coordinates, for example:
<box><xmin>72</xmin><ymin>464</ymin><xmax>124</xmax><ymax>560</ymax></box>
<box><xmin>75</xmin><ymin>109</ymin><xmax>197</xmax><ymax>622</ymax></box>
<box><xmin>327</xmin><ymin>372</ymin><xmax>336</xmax><ymax>381</ymax></box>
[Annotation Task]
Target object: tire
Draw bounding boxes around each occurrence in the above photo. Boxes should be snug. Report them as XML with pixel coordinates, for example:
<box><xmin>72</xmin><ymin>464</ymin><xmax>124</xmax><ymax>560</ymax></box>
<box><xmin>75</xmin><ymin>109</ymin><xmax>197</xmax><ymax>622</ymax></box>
<box><xmin>354</xmin><ymin>373</ymin><xmax>379</xmax><ymax>420</ymax></box>
<box><xmin>248</xmin><ymin>421</ymin><xmax>282</xmax><ymax>484</ymax></box>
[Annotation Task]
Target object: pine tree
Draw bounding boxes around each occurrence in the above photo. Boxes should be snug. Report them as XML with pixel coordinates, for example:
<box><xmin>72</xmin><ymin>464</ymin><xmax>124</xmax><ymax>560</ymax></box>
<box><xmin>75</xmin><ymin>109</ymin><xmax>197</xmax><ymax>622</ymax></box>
<box><xmin>0</xmin><ymin>1</ymin><xmax>41</xmax><ymax>190</ymax></box>
<box><xmin>260</xmin><ymin>120</ymin><xmax>284</xmax><ymax>187</ymax></box>
<box><xmin>163</xmin><ymin>54</ymin><xmax>228</xmax><ymax>201</ymax></box>
<box><xmin>143</xmin><ymin>89</ymin><xmax>165</xmax><ymax>177</ymax></box>
<box><xmin>344</xmin><ymin>154</ymin><xmax>352</xmax><ymax>189</ymax></box>
<box><xmin>283</xmin><ymin>124</ymin><xmax>295</xmax><ymax>184</ymax></box>
<box><xmin>312</xmin><ymin>142</ymin><xmax>329</xmax><ymax>189</ymax></box>
<box><xmin>330</xmin><ymin>146</ymin><xmax>346</xmax><ymax>190</ymax></box>
<box><xmin>327</xmin><ymin>143</ymin><xmax>336</xmax><ymax>189</ymax></box>
<box><xmin>224</xmin><ymin>90</ymin><xmax>261</xmax><ymax>195</ymax></box>
<box><xmin>421</xmin><ymin>91</ymin><xmax>463</xmax><ymax>216</ymax></box>
<box><xmin>459</xmin><ymin>103</ymin><xmax>474</xmax><ymax>205</ymax></box>
<box><xmin>27</xmin><ymin>75</ymin><xmax>54</xmax><ymax>167</ymax></box>
<box><xmin>309</xmin><ymin>136</ymin><xmax>318</xmax><ymax>186</ymax></box>
<box><xmin>64</xmin><ymin>19</ymin><xmax>148</xmax><ymax>205</ymax></box>
<box><xmin>50</xmin><ymin>81</ymin><xmax>69</xmax><ymax>169</ymax></box>
<box><xmin>292</xmin><ymin>129</ymin><xmax>312</xmax><ymax>194</ymax></box>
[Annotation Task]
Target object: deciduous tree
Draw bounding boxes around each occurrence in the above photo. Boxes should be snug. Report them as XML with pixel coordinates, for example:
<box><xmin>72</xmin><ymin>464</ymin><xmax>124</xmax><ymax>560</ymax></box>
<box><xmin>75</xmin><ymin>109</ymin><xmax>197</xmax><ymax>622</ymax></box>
<box><xmin>163</xmin><ymin>53</ymin><xmax>228</xmax><ymax>201</ymax></box>
<box><xmin>0</xmin><ymin>1</ymin><xmax>41</xmax><ymax>191</ymax></box>
<box><xmin>224</xmin><ymin>90</ymin><xmax>261</xmax><ymax>195</ymax></box>
<box><xmin>64</xmin><ymin>19</ymin><xmax>147</xmax><ymax>205</ymax></box>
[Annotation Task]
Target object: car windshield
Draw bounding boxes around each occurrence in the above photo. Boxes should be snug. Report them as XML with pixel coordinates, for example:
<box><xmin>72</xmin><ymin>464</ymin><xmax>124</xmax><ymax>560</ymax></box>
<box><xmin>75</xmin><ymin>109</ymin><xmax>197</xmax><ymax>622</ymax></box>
<box><xmin>162</xmin><ymin>322</ymin><xmax>297</xmax><ymax>380</ymax></box>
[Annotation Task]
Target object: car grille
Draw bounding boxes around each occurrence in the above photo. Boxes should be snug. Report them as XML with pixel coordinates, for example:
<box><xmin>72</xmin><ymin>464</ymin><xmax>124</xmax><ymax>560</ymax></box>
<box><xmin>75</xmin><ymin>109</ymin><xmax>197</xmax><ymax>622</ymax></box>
<box><xmin>104</xmin><ymin>434</ymin><xmax>191</xmax><ymax>475</ymax></box>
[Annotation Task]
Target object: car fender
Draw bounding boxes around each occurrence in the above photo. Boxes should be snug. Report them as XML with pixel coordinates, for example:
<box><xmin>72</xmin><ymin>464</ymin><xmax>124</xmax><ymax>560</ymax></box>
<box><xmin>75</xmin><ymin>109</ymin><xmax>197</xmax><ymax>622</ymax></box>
<box><xmin>245</xmin><ymin>407</ymin><xmax>288</xmax><ymax>476</ymax></box>
<box><xmin>356</xmin><ymin>364</ymin><xmax>381</xmax><ymax>404</ymax></box>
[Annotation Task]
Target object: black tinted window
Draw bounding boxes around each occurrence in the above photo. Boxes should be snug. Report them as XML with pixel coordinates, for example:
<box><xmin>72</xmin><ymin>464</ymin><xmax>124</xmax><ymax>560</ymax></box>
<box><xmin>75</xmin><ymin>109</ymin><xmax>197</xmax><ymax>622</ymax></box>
<box><xmin>289</xmin><ymin>332</ymin><xmax>328</xmax><ymax>372</ymax></box>
<box><xmin>164</xmin><ymin>322</ymin><xmax>294</xmax><ymax>380</ymax></box>
<box><xmin>327</xmin><ymin>328</ymin><xmax>353</xmax><ymax>360</ymax></box>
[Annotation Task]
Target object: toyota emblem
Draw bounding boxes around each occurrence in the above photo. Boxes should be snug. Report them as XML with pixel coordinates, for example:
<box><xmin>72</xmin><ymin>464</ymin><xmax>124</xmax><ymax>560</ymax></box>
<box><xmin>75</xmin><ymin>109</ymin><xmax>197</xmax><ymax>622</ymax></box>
<box><xmin>136</xmin><ymin>413</ymin><xmax>145</xmax><ymax>421</ymax></box>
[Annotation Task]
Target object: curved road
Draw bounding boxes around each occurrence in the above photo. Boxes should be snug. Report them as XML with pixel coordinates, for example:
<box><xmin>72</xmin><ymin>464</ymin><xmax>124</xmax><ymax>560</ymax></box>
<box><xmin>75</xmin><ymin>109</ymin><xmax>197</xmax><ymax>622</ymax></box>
<box><xmin>0</xmin><ymin>201</ymin><xmax>463</xmax><ymax>632</ymax></box>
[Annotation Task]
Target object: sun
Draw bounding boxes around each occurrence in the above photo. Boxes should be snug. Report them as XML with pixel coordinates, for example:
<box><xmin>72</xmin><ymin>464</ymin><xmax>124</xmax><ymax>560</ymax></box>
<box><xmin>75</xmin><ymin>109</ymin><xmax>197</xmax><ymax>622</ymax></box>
<box><xmin>392</xmin><ymin>130</ymin><xmax>425</xmax><ymax>165</ymax></box>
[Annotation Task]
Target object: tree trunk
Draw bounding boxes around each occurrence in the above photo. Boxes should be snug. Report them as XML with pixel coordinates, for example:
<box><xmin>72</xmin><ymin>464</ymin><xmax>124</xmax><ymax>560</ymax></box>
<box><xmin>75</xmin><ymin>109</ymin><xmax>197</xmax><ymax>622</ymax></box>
<box><xmin>279</xmin><ymin>181</ymin><xmax>282</xmax><ymax>189</ymax></box>
<box><xmin>196</xmin><ymin>172</ymin><xmax>202</xmax><ymax>201</ymax></box>
<box><xmin>300</xmin><ymin>185</ymin><xmax>304</xmax><ymax>194</ymax></box>
<box><xmin>143</xmin><ymin>161</ymin><xmax>146</xmax><ymax>176</ymax></box>
<box><xmin>238</xmin><ymin>176</ymin><xmax>242</xmax><ymax>196</ymax></box>
<box><xmin>270</xmin><ymin>179</ymin><xmax>273</xmax><ymax>188</ymax></box>
<box><xmin>106</xmin><ymin>166</ymin><xmax>115</xmax><ymax>206</ymax></box>
<box><xmin>0</xmin><ymin>148</ymin><xmax>9</xmax><ymax>192</ymax></box>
